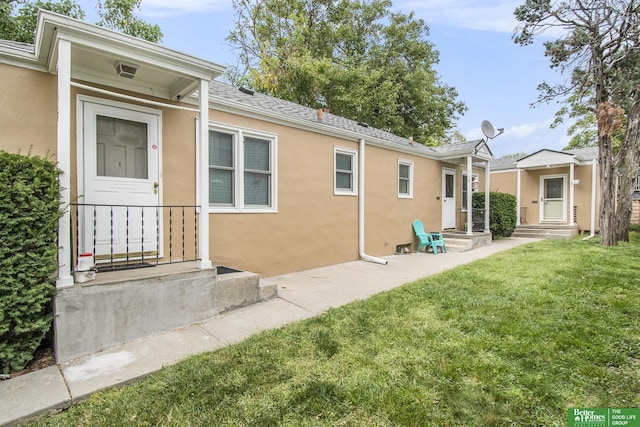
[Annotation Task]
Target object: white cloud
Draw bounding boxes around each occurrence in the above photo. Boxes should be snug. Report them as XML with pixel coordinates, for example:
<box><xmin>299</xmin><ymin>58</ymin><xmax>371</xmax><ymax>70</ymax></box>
<box><xmin>508</xmin><ymin>119</ymin><xmax>553</xmax><ymax>139</ymax></box>
<box><xmin>394</xmin><ymin>0</ymin><xmax>522</xmax><ymax>33</ymax></box>
<box><xmin>465</xmin><ymin>119</ymin><xmax>552</xmax><ymax>141</ymax></box>
<box><xmin>141</xmin><ymin>0</ymin><xmax>230</xmax><ymax>17</ymax></box>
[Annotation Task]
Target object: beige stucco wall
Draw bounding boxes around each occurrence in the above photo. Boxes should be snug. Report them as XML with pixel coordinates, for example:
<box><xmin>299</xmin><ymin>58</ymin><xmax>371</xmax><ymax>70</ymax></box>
<box><xmin>490</xmin><ymin>163</ymin><xmax>600</xmax><ymax>232</ymax></box>
<box><xmin>1</xmin><ymin>62</ymin><xmax>492</xmax><ymax>277</ymax></box>
<box><xmin>0</xmin><ymin>65</ymin><xmax>57</xmax><ymax>158</ymax></box>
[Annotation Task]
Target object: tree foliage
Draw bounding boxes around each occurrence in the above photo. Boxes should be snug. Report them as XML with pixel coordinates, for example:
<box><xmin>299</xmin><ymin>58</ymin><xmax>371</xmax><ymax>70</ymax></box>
<box><xmin>97</xmin><ymin>0</ymin><xmax>162</xmax><ymax>43</ymax></box>
<box><xmin>0</xmin><ymin>0</ymin><xmax>84</xmax><ymax>43</ymax></box>
<box><xmin>514</xmin><ymin>0</ymin><xmax>640</xmax><ymax>245</ymax></box>
<box><xmin>0</xmin><ymin>0</ymin><xmax>162</xmax><ymax>43</ymax></box>
<box><xmin>226</xmin><ymin>0</ymin><xmax>466</xmax><ymax>145</ymax></box>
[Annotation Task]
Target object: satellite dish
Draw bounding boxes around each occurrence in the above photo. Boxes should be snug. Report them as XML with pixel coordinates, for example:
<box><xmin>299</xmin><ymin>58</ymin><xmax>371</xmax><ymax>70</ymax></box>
<box><xmin>481</xmin><ymin>120</ymin><xmax>496</xmax><ymax>139</ymax></box>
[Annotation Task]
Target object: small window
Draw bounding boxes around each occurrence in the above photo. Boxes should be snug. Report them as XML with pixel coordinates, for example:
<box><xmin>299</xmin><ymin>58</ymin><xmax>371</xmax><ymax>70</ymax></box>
<box><xmin>398</xmin><ymin>159</ymin><xmax>413</xmax><ymax>198</ymax></box>
<box><xmin>334</xmin><ymin>147</ymin><xmax>358</xmax><ymax>195</ymax></box>
<box><xmin>461</xmin><ymin>172</ymin><xmax>478</xmax><ymax>211</ymax></box>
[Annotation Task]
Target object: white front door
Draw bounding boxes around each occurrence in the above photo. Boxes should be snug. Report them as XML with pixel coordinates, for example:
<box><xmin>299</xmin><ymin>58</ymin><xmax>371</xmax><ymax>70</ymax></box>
<box><xmin>540</xmin><ymin>175</ymin><xmax>566</xmax><ymax>222</ymax></box>
<box><xmin>79</xmin><ymin>99</ymin><xmax>161</xmax><ymax>260</ymax></box>
<box><xmin>442</xmin><ymin>168</ymin><xmax>456</xmax><ymax>229</ymax></box>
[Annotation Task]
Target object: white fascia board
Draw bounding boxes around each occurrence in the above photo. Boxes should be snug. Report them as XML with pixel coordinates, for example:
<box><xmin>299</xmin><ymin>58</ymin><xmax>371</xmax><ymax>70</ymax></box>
<box><xmin>36</xmin><ymin>11</ymin><xmax>224</xmax><ymax>80</ymax></box>
<box><xmin>490</xmin><ymin>168</ymin><xmax>518</xmax><ymax>174</ymax></box>
<box><xmin>437</xmin><ymin>152</ymin><xmax>493</xmax><ymax>162</ymax></box>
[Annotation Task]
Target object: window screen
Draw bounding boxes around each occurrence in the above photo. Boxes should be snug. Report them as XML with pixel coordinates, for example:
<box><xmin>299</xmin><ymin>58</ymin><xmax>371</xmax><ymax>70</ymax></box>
<box><xmin>209</xmin><ymin>131</ymin><xmax>234</xmax><ymax>205</ymax></box>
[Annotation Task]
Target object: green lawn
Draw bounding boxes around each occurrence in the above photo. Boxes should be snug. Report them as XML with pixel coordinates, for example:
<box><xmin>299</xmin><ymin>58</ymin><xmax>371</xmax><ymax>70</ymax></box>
<box><xmin>31</xmin><ymin>236</ymin><xmax>640</xmax><ymax>426</ymax></box>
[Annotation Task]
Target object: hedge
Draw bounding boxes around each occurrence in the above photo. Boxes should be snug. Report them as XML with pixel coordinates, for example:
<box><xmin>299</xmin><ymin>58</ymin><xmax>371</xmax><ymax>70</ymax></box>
<box><xmin>0</xmin><ymin>151</ymin><xmax>60</xmax><ymax>374</ymax></box>
<box><xmin>473</xmin><ymin>191</ymin><xmax>517</xmax><ymax>239</ymax></box>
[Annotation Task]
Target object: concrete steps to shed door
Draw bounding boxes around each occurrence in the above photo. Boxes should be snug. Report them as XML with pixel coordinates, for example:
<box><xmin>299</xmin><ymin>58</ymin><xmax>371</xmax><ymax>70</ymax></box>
<box><xmin>512</xmin><ymin>224</ymin><xmax>579</xmax><ymax>240</ymax></box>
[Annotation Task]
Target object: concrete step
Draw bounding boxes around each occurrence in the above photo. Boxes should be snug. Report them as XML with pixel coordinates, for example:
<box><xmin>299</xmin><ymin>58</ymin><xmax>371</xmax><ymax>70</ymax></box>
<box><xmin>442</xmin><ymin>232</ymin><xmax>492</xmax><ymax>252</ymax></box>
<box><xmin>513</xmin><ymin>225</ymin><xmax>578</xmax><ymax>240</ymax></box>
<box><xmin>442</xmin><ymin>237</ymin><xmax>473</xmax><ymax>252</ymax></box>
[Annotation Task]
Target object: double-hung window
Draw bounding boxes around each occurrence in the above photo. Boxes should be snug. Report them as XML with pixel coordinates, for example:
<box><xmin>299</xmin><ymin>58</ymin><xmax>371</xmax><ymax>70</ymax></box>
<box><xmin>209</xmin><ymin>126</ymin><xmax>276</xmax><ymax>212</ymax></box>
<box><xmin>398</xmin><ymin>159</ymin><xmax>414</xmax><ymax>198</ymax></box>
<box><xmin>334</xmin><ymin>147</ymin><xmax>358</xmax><ymax>195</ymax></box>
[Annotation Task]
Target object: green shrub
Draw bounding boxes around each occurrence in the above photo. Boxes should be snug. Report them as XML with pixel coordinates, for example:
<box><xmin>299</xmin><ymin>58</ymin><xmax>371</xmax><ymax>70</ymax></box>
<box><xmin>0</xmin><ymin>151</ymin><xmax>60</xmax><ymax>374</ymax></box>
<box><xmin>473</xmin><ymin>191</ymin><xmax>517</xmax><ymax>239</ymax></box>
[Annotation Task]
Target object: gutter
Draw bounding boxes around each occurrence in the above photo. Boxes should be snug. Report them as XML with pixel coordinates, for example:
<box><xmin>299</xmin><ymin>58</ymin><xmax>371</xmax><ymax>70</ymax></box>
<box><xmin>358</xmin><ymin>139</ymin><xmax>388</xmax><ymax>265</ymax></box>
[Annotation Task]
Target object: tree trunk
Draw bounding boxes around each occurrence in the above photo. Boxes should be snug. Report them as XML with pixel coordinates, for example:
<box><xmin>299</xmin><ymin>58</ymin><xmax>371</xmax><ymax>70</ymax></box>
<box><xmin>599</xmin><ymin>133</ymin><xmax>618</xmax><ymax>246</ymax></box>
<box><xmin>614</xmin><ymin>85</ymin><xmax>640</xmax><ymax>242</ymax></box>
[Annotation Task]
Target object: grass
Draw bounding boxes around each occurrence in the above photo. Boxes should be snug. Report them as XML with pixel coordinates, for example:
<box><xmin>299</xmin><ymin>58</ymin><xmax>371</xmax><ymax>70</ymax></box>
<box><xmin>30</xmin><ymin>235</ymin><xmax>640</xmax><ymax>426</ymax></box>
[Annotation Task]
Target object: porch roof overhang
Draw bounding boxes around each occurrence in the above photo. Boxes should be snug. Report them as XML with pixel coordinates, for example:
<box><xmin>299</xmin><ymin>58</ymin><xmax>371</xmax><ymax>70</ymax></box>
<box><xmin>516</xmin><ymin>149</ymin><xmax>579</xmax><ymax>170</ymax></box>
<box><xmin>433</xmin><ymin>139</ymin><xmax>493</xmax><ymax>166</ymax></box>
<box><xmin>2</xmin><ymin>11</ymin><xmax>225</xmax><ymax>100</ymax></box>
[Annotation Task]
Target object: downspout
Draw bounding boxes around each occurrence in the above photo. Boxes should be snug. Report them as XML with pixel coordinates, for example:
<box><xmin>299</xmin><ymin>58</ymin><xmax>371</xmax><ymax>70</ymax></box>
<box><xmin>358</xmin><ymin>138</ymin><xmax>388</xmax><ymax>265</ymax></box>
<box><xmin>583</xmin><ymin>158</ymin><xmax>597</xmax><ymax>240</ymax></box>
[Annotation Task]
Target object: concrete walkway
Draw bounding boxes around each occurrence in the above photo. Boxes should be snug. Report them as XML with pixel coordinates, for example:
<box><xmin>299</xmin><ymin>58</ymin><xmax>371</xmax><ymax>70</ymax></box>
<box><xmin>0</xmin><ymin>237</ymin><xmax>539</xmax><ymax>426</ymax></box>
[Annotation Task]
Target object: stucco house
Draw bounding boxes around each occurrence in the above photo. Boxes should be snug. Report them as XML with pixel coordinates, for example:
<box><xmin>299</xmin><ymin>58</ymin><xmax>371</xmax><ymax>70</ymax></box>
<box><xmin>491</xmin><ymin>147</ymin><xmax>600</xmax><ymax>238</ymax></box>
<box><xmin>1</xmin><ymin>11</ymin><xmax>494</xmax><ymax>361</ymax></box>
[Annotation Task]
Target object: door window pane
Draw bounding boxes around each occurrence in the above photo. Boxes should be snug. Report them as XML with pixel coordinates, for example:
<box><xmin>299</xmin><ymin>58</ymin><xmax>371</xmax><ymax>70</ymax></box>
<box><xmin>545</xmin><ymin>178</ymin><xmax>563</xmax><ymax>199</ymax></box>
<box><xmin>96</xmin><ymin>115</ymin><xmax>148</xmax><ymax>179</ymax></box>
<box><xmin>445</xmin><ymin>174</ymin><xmax>454</xmax><ymax>198</ymax></box>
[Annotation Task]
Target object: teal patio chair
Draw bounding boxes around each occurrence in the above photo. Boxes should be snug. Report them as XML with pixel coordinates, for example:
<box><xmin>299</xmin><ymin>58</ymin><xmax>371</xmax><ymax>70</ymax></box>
<box><xmin>412</xmin><ymin>219</ymin><xmax>447</xmax><ymax>255</ymax></box>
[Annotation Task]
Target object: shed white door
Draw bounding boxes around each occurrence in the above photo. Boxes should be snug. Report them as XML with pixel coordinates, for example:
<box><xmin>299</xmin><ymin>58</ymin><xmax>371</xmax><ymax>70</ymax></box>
<box><xmin>442</xmin><ymin>168</ymin><xmax>456</xmax><ymax>229</ymax></box>
<box><xmin>80</xmin><ymin>100</ymin><xmax>161</xmax><ymax>260</ymax></box>
<box><xmin>541</xmin><ymin>175</ymin><xmax>566</xmax><ymax>222</ymax></box>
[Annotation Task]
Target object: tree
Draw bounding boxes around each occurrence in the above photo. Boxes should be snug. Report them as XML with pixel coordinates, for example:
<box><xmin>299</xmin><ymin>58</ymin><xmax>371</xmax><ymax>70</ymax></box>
<box><xmin>0</xmin><ymin>0</ymin><xmax>162</xmax><ymax>43</ymax></box>
<box><xmin>514</xmin><ymin>0</ymin><xmax>640</xmax><ymax>245</ymax></box>
<box><xmin>97</xmin><ymin>0</ymin><xmax>162</xmax><ymax>43</ymax></box>
<box><xmin>226</xmin><ymin>0</ymin><xmax>466</xmax><ymax>145</ymax></box>
<box><xmin>0</xmin><ymin>0</ymin><xmax>85</xmax><ymax>43</ymax></box>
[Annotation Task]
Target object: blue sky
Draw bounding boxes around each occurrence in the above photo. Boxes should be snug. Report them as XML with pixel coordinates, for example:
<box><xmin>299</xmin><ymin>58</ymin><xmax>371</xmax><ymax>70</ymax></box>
<box><xmin>74</xmin><ymin>0</ymin><xmax>571</xmax><ymax>158</ymax></box>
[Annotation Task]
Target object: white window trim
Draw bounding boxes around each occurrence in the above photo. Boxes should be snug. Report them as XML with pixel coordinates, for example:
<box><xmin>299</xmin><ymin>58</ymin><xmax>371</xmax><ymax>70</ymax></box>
<box><xmin>334</xmin><ymin>146</ymin><xmax>358</xmax><ymax>196</ymax></box>
<box><xmin>398</xmin><ymin>159</ymin><xmax>414</xmax><ymax>199</ymax></box>
<box><xmin>461</xmin><ymin>172</ymin><xmax>478</xmax><ymax>212</ymax></box>
<box><xmin>206</xmin><ymin>122</ymin><xmax>278</xmax><ymax>213</ymax></box>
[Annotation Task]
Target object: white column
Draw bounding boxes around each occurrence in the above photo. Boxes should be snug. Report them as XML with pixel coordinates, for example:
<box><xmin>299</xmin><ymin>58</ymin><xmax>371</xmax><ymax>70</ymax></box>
<box><xmin>466</xmin><ymin>155</ymin><xmax>473</xmax><ymax>236</ymax></box>
<box><xmin>56</xmin><ymin>39</ymin><xmax>73</xmax><ymax>288</ymax></box>
<box><xmin>516</xmin><ymin>168</ymin><xmax>521</xmax><ymax>225</ymax></box>
<box><xmin>197</xmin><ymin>79</ymin><xmax>212</xmax><ymax>269</ymax></box>
<box><xmin>484</xmin><ymin>160</ymin><xmax>490</xmax><ymax>233</ymax></box>
<box><xmin>569</xmin><ymin>162</ymin><xmax>575</xmax><ymax>225</ymax></box>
